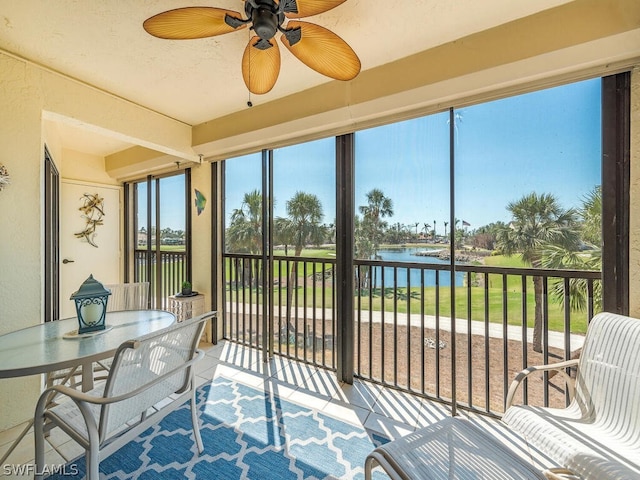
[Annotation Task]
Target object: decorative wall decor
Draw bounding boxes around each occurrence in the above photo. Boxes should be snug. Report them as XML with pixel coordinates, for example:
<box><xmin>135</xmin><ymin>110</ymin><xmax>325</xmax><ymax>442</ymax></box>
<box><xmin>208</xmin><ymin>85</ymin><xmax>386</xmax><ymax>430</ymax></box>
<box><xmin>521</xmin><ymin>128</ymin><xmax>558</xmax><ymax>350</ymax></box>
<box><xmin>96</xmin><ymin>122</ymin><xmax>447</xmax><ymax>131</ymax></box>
<box><xmin>194</xmin><ymin>189</ymin><xmax>207</xmax><ymax>215</ymax></box>
<box><xmin>0</xmin><ymin>163</ymin><xmax>10</xmax><ymax>191</ymax></box>
<box><xmin>74</xmin><ymin>193</ymin><xmax>104</xmax><ymax>248</ymax></box>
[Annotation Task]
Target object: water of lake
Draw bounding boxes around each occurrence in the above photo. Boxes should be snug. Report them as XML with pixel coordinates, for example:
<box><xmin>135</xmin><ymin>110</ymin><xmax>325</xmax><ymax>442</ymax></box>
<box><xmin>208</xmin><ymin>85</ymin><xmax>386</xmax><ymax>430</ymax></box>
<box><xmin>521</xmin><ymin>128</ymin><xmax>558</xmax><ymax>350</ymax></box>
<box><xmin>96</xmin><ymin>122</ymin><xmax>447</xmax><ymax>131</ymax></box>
<box><xmin>372</xmin><ymin>247</ymin><xmax>464</xmax><ymax>288</ymax></box>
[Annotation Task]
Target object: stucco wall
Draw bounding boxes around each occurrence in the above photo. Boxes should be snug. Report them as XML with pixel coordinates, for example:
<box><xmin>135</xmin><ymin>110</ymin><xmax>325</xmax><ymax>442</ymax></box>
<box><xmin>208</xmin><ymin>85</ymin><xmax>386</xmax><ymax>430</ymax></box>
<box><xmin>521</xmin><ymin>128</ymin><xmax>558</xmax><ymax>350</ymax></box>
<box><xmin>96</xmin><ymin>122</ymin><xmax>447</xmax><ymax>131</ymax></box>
<box><xmin>190</xmin><ymin>163</ymin><xmax>213</xmax><ymax>327</ymax></box>
<box><xmin>0</xmin><ymin>52</ymin><xmax>45</xmax><ymax>432</ymax></box>
<box><xmin>60</xmin><ymin>149</ymin><xmax>120</xmax><ymax>187</ymax></box>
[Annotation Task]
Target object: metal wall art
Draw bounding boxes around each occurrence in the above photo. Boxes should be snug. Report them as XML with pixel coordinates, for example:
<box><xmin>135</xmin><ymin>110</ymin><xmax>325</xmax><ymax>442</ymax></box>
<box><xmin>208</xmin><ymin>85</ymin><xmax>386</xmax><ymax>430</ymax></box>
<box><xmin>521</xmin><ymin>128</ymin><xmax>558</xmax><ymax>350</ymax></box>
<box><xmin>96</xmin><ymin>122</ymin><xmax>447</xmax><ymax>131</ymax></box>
<box><xmin>194</xmin><ymin>188</ymin><xmax>206</xmax><ymax>215</ymax></box>
<box><xmin>0</xmin><ymin>163</ymin><xmax>10</xmax><ymax>191</ymax></box>
<box><xmin>74</xmin><ymin>193</ymin><xmax>104</xmax><ymax>247</ymax></box>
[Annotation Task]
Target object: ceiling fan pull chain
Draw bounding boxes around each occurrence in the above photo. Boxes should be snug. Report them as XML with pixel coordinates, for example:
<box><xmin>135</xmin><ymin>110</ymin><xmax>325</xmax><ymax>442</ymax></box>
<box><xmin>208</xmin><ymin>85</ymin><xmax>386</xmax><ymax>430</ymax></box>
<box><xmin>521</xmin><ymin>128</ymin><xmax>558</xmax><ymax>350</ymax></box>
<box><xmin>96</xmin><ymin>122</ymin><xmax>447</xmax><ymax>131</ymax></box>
<box><xmin>247</xmin><ymin>27</ymin><xmax>253</xmax><ymax>107</ymax></box>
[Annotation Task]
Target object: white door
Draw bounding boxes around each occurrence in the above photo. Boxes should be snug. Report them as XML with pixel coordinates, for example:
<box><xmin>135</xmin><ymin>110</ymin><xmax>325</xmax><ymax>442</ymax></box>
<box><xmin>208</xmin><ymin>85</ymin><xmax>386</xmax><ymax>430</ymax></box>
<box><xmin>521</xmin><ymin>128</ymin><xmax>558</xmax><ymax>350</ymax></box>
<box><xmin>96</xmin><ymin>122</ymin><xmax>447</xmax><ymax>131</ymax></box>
<box><xmin>60</xmin><ymin>181</ymin><xmax>121</xmax><ymax>318</ymax></box>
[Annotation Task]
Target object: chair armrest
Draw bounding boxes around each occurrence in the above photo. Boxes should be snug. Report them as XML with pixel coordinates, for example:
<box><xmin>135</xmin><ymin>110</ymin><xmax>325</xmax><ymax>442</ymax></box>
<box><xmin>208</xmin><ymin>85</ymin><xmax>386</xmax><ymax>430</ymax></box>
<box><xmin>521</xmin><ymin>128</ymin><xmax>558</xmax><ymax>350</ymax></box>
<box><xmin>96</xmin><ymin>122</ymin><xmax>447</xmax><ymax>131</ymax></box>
<box><xmin>505</xmin><ymin>359</ymin><xmax>579</xmax><ymax>410</ymax></box>
<box><xmin>543</xmin><ymin>467</ymin><xmax>581</xmax><ymax>479</ymax></box>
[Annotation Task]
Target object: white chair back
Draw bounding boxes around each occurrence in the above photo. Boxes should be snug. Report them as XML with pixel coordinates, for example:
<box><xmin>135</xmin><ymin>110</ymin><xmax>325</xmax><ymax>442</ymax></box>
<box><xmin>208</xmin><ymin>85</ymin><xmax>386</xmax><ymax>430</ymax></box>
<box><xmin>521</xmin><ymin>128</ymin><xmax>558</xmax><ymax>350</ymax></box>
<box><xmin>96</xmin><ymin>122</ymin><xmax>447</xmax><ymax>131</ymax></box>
<box><xmin>99</xmin><ymin>313</ymin><xmax>208</xmax><ymax>440</ymax></box>
<box><xmin>105</xmin><ymin>282</ymin><xmax>149</xmax><ymax>311</ymax></box>
<box><xmin>573</xmin><ymin>312</ymin><xmax>640</xmax><ymax>448</ymax></box>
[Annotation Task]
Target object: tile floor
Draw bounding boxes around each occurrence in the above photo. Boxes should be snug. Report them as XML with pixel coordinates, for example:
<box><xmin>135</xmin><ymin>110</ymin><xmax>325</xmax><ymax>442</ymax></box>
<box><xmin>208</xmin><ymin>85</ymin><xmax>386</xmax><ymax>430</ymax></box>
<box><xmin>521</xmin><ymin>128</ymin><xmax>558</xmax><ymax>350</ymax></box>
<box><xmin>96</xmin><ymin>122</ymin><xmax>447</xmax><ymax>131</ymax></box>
<box><xmin>0</xmin><ymin>340</ymin><xmax>554</xmax><ymax>478</ymax></box>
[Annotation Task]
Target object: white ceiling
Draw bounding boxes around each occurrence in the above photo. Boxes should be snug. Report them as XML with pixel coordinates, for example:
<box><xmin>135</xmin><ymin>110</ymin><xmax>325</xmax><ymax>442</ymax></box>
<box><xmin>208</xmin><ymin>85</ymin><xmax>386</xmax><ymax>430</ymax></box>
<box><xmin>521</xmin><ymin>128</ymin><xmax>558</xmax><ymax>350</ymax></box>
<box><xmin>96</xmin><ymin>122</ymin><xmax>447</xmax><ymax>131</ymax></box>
<box><xmin>0</xmin><ymin>0</ymin><xmax>571</xmax><ymax>156</ymax></box>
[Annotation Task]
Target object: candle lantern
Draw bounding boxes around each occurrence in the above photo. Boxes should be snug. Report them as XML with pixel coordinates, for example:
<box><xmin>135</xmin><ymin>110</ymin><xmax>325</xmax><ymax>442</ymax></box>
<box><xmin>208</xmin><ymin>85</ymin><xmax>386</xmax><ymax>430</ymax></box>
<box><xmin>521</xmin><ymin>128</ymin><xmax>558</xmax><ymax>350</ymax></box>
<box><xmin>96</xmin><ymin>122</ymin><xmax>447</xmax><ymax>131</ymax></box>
<box><xmin>70</xmin><ymin>275</ymin><xmax>111</xmax><ymax>334</ymax></box>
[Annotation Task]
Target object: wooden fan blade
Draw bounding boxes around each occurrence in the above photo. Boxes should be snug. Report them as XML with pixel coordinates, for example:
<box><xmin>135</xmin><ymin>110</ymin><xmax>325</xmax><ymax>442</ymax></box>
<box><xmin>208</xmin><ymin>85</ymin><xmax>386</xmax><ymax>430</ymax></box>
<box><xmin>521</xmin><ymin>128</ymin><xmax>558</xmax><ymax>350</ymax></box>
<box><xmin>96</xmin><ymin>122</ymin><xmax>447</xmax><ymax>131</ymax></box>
<box><xmin>285</xmin><ymin>0</ymin><xmax>347</xmax><ymax>19</ymax></box>
<box><xmin>143</xmin><ymin>7</ymin><xmax>244</xmax><ymax>39</ymax></box>
<box><xmin>281</xmin><ymin>21</ymin><xmax>360</xmax><ymax>81</ymax></box>
<box><xmin>242</xmin><ymin>37</ymin><xmax>281</xmax><ymax>95</ymax></box>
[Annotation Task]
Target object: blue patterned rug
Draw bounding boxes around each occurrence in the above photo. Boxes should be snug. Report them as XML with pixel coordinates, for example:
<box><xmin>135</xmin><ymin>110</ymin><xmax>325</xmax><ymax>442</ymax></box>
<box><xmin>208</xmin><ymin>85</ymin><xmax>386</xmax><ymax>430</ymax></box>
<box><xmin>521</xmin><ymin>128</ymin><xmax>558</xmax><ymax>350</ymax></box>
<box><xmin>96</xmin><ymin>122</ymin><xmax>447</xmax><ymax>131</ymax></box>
<box><xmin>48</xmin><ymin>377</ymin><xmax>389</xmax><ymax>479</ymax></box>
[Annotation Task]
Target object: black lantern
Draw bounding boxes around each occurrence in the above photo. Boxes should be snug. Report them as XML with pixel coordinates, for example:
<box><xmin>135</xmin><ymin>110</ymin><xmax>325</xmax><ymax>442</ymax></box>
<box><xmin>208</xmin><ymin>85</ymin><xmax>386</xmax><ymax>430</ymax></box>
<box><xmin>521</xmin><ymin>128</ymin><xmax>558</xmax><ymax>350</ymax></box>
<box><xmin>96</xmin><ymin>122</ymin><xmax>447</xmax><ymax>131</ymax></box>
<box><xmin>70</xmin><ymin>275</ymin><xmax>111</xmax><ymax>334</ymax></box>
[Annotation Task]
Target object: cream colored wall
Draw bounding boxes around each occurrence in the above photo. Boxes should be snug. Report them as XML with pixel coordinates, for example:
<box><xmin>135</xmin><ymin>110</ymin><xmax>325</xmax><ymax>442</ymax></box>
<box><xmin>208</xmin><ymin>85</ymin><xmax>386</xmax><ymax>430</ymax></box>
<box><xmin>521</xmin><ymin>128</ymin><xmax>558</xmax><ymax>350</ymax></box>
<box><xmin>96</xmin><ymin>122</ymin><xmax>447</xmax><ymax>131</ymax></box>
<box><xmin>0</xmin><ymin>52</ymin><xmax>46</xmax><ymax>431</ymax></box>
<box><xmin>629</xmin><ymin>67</ymin><xmax>640</xmax><ymax>317</ymax></box>
<box><xmin>60</xmin><ymin>149</ymin><xmax>120</xmax><ymax>187</ymax></box>
<box><xmin>190</xmin><ymin>163</ymin><xmax>213</xmax><ymax>318</ymax></box>
<box><xmin>0</xmin><ymin>51</ymin><xmax>193</xmax><ymax>430</ymax></box>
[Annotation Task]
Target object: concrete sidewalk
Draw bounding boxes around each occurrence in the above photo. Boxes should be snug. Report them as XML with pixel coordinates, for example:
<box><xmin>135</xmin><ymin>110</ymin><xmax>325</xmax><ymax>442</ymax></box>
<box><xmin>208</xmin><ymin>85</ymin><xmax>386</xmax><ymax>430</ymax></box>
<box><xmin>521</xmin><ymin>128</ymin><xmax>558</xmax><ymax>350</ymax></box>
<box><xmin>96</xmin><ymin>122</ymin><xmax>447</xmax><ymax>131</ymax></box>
<box><xmin>356</xmin><ymin>310</ymin><xmax>585</xmax><ymax>351</ymax></box>
<box><xmin>228</xmin><ymin>303</ymin><xmax>586</xmax><ymax>351</ymax></box>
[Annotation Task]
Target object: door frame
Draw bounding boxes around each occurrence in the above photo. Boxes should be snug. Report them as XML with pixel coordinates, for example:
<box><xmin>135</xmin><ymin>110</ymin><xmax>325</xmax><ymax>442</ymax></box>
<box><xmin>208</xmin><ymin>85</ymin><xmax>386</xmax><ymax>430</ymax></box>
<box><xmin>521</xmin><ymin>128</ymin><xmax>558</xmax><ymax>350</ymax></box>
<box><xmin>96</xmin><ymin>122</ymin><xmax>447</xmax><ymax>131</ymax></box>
<box><xmin>44</xmin><ymin>145</ymin><xmax>60</xmax><ymax>322</ymax></box>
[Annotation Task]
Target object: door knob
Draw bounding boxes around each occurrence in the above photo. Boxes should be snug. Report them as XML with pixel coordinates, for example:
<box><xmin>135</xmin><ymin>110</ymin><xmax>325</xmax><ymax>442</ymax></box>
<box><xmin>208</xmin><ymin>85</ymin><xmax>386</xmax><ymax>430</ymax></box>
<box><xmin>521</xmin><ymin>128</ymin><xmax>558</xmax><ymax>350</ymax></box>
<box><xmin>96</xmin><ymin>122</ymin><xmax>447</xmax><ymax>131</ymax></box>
<box><xmin>62</xmin><ymin>259</ymin><xmax>74</xmax><ymax>264</ymax></box>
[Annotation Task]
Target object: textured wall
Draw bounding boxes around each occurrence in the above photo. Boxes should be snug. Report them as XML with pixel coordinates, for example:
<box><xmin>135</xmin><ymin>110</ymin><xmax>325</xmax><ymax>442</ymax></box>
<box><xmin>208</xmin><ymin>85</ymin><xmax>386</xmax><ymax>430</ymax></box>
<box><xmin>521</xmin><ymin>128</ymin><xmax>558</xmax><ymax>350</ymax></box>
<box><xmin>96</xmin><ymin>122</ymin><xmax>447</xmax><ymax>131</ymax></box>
<box><xmin>190</xmin><ymin>163</ymin><xmax>213</xmax><ymax>326</ymax></box>
<box><xmin>0</xmin><ymin>53</ymin><xmax>44</xmax><ymax>431</ymax></box>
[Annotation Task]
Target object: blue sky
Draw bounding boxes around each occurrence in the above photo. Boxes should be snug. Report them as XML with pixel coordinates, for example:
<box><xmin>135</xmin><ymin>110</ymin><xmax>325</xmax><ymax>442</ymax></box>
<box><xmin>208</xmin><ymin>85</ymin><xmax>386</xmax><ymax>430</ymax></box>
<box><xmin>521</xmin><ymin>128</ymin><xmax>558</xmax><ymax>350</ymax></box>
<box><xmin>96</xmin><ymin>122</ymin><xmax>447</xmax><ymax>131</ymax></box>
<box><xmin>137</xmin><ymin>176</ymin><xmax>186</xmax><ymax>232</ymax></box>
<box><xmin>212</xmin><ymin>78</ymin><xmax>601</xmax><ymax>234</ymax></box>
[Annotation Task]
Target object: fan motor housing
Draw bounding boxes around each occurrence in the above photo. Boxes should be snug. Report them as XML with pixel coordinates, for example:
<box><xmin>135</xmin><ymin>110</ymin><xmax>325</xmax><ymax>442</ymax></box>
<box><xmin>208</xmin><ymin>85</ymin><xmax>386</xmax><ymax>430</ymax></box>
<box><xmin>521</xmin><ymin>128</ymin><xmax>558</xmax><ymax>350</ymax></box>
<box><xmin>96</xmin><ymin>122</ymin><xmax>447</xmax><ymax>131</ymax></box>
<box><xmin>246</xmin><ymin>0</ymin><xmax>284</xmax><ymax>40</ymax></box>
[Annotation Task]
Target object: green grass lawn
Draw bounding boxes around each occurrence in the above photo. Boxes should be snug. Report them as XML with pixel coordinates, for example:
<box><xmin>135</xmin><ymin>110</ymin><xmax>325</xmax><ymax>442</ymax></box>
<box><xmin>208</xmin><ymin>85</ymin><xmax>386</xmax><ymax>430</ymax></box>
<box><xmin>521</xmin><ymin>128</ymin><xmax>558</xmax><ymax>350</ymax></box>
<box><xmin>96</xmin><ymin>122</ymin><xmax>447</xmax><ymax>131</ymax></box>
<box><xmin>483</xmin><ymin>254</ymin><xmax>527</xmax><ymax>268</ymax></box>
<box><xmin>225</xmin><ymin>251</ymin><xmax>592</xmax><ymax>334</ymax></box>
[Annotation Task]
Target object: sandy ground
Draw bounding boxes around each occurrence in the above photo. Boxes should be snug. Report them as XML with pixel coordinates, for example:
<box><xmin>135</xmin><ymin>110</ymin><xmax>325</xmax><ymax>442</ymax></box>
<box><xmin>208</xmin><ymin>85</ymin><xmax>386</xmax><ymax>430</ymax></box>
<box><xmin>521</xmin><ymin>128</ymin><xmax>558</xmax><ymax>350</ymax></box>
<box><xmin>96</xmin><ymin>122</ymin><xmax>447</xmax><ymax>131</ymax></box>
<box><xmin>228</xmin><ymin>312</ymin><xmax>573</xmax><ymax>414</ymax></box>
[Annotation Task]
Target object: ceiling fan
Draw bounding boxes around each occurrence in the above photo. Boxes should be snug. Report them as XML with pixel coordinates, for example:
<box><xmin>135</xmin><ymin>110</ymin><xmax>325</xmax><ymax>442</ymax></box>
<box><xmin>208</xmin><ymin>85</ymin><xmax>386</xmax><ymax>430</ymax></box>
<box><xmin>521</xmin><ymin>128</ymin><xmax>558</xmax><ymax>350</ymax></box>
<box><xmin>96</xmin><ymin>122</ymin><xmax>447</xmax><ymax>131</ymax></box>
<box><xmin>143</xmin><ymin>0</ymin><xmax>361</xmax><ymax>95</ymax></box>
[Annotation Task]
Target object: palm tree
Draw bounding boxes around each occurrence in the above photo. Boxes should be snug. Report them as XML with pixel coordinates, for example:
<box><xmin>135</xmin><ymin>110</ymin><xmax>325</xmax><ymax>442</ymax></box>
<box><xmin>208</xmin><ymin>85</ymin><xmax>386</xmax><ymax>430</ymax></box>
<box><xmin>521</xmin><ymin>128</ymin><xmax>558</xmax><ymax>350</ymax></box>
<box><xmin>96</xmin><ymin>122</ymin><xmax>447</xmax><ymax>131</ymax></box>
<box><xmin>496</xmin><ymin>192</ymin><xmax>579</xmax><ymax>352</ymax></box>
<box><xmin>579</xmin><ymin>185</ymin><xmax>601</xmax><ymax>247</ymax></box>
<box><xmin>226</xmin><ymin>190</ymin><xmax>264</xmax><ymax>287</ymax></box>
<box><xmin>226</xmin><ymin>189</ymin><xmax>263</xmax><ymax>254</ymax></box>
<box><xmin>278</xmin><ymin>192</ymin><xmax>325</xmax><ymax>330</ymax></box>
<box><xmin>354</xmin><ymin>215</ymin><xmax>375</xmax><ymax>291</ymax></box>
<box><xmin>541</xmin><ymin>186</ymin><xmax>602</xmax><ymax>312</ymax></box>
<box><xmin>358</xmin><ymin>189</ymin><xmax>393</xmax><ymax>253</ymax></box>
<box><xmin>358</xmin><ymin>189</ymin><xmax>393</xmax><ymax>288</ymax></box>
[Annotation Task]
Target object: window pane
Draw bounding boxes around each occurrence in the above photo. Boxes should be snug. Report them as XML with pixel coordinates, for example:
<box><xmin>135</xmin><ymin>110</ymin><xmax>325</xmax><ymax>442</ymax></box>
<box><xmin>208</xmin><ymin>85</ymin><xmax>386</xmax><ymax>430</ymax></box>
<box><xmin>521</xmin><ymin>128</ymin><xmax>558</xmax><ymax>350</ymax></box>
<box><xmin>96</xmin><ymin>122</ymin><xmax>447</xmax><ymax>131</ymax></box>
<box><xmin>224</xmin><ymin>153</ymin><xmax>263</xmax><ymax>254</ymax></box>
<box><xmin>135</xmin><ymin>181</ymin><xmax>148</xmax><ymax>249</ymax></box>
<box><xmin>455</xmin><ymin>79</ymin><xmax>601</xmax><ymax>253</ymax></box>
<box><xmin>159</xmin><ymin>175</ymin><xmax>186</xmax><ymax>250</ymax></box>
<box><xmin>273</xmin><ymin>138</ymin><xmax>335</xmax><ymax>253</ymax></box>
<box><xmin>355</xmin><ymin>113</ymin><xmax>451</xmax><ymax>277</ymax></box>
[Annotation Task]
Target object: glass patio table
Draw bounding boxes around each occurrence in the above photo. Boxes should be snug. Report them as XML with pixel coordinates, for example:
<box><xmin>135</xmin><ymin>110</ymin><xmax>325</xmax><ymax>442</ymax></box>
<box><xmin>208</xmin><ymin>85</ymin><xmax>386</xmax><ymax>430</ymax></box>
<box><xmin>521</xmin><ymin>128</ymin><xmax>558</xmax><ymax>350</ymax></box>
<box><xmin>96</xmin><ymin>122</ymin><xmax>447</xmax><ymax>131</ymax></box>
<box><xmin>0</xmin><ymin>309</ymin><xmax>175</xmax><ymax>464</ymax></box>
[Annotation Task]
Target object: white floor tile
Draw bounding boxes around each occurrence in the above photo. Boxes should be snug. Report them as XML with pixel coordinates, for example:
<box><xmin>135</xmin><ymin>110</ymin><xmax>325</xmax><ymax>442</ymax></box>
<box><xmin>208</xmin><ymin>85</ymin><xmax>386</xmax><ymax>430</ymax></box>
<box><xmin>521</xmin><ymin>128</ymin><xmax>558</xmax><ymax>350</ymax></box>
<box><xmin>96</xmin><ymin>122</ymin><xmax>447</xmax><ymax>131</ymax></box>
<box><xmin>321</xmin><ymin>400</ymin><xmax>370</xmax><ymax>427</ymax></box>
<box><xmin>332</xmin><ymin>379</ymin><xmax>383</xmax><ymax>410</ymax></box>
<box><xmin>371</xmin><ymin>387</ymin><xmax>424</xmax><ymax>427</ymax></box>
<box><xmin>287</xmin><ymin>388</ymin><xmax>331</xmax><ymax>412</ymax></box>
<box><xmin>363</xmin><ymin>411</ymin><xmax>414</xmax><ymax>440</ymax></box>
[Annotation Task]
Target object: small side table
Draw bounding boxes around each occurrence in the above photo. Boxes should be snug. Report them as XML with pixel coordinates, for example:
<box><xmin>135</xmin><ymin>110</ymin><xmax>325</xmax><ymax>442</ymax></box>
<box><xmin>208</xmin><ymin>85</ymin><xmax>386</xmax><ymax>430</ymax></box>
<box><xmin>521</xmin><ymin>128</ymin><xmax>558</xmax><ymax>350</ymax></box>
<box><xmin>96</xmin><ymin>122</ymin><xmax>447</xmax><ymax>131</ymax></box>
<box><xmin>168</xmin><ymin>294</ymin><xmax>215</xmax><ymax>343</ymax></box>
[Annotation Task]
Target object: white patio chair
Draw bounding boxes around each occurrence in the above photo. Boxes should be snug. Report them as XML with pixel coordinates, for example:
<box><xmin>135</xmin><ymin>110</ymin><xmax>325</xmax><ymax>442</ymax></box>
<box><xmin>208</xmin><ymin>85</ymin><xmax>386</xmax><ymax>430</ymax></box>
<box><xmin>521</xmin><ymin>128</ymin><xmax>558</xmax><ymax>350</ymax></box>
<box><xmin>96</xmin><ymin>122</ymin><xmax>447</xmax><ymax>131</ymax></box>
<box><xmin>104</xmin><ymin>282</ymin><xmax>149</xmax><ymax>312</ymax></box>
<box><xmin>34</xmin><ymin>312</ymin><xmax>213</xmax><ymax>480</ymax></box>
<box><xmin>503</xmin><ymin>312</ymin><xmax>640</xmax><ymax>478</ymax></box>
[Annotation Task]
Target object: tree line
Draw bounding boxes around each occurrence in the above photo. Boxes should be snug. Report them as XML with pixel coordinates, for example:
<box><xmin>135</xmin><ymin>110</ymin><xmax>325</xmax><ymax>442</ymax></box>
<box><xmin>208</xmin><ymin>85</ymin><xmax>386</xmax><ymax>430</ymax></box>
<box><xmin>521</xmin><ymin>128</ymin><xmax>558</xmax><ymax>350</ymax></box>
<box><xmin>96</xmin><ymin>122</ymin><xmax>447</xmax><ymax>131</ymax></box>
<box><xmin>226</xmin><ymin>186</ymin><xmax>602</xmax><ymax>351</ymax></box>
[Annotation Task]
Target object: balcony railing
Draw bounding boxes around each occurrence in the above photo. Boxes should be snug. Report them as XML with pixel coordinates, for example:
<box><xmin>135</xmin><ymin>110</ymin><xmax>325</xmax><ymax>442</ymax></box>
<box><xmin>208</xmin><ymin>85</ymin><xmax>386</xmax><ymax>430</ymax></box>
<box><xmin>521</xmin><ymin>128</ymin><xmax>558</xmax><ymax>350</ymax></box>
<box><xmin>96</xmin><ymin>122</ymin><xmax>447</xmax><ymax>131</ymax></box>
<box><xmin>134</xmin><ymin>249</ymin><xmax>187</xmax><ymax>309</ymax></box>
<box><xmin>223</xmin><ymin>252</ymin><xmax>600</xmax><ymax>417</ymax></box>
<box><xmin>225</xmin><ymin>254</ymin><xmax>337</xmax><ymax>369</ymax></box>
